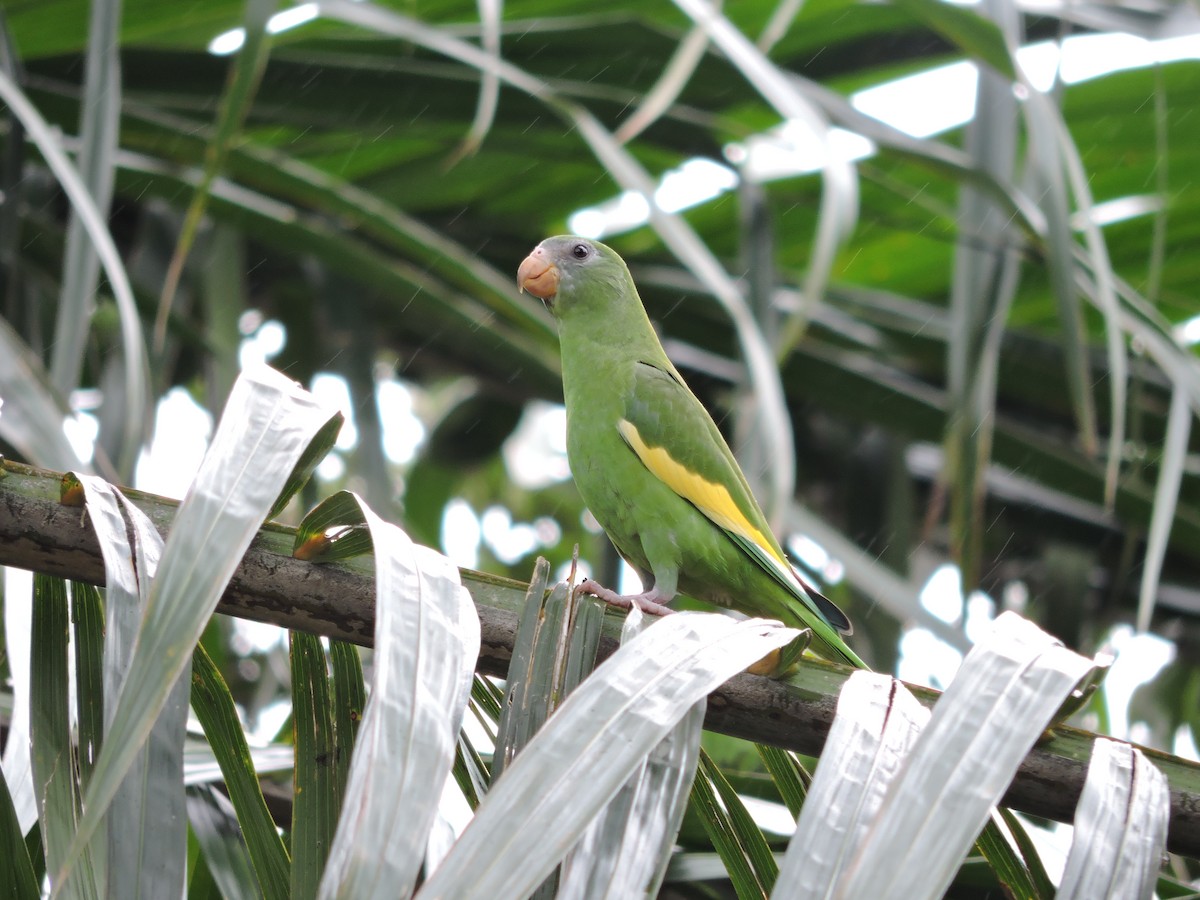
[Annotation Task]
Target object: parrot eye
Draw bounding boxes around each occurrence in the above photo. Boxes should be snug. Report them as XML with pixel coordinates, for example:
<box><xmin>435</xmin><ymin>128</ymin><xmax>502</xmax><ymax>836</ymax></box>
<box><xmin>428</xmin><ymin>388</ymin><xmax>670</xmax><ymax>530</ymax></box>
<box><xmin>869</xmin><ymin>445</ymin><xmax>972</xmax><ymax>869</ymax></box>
<box><xmin>571</xmin><ymin>242</ymin><xmax>591</xmax><ymax>260</ymax></box>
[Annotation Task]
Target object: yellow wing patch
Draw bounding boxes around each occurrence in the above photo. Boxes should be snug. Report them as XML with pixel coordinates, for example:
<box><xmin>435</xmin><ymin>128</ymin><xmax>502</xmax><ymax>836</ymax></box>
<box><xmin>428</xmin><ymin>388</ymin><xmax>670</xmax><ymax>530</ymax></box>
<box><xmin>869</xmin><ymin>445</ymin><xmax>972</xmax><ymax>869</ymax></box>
<box><xmin>617</xmin><ymin>418</ymin><xmax>786</xmax><ymax>567</ymax></box>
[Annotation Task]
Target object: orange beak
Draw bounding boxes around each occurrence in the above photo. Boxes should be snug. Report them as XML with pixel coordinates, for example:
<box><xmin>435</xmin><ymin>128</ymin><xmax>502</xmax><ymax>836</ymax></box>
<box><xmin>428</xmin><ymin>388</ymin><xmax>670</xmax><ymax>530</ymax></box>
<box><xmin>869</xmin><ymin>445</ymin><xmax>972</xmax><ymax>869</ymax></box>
<box><xmin>517</xmin><ymin>247</ymin><xmax>559</xmax><ymax>301</ymax></box>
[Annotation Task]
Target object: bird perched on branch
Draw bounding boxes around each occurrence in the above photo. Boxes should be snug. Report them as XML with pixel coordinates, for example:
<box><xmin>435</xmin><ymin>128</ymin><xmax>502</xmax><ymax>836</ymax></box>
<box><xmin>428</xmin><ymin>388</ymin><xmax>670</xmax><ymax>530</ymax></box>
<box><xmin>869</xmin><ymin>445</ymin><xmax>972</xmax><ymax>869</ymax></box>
<box><xmin>518</xmin><ymin>235</ymin><xmax>864</xmax><ymax>668</ymax></box>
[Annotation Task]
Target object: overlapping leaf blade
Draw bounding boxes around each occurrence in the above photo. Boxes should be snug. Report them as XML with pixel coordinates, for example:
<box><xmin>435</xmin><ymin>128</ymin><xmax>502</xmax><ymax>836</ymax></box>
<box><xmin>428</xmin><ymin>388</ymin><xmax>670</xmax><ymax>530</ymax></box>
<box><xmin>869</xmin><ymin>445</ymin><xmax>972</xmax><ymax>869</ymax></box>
<box><xmin>56</xmin><ymin>366</ymin><xmax>335</xmax><ymax>889</ymax></box>
<box><xmin>419</xmin><ymin>613</ymin><xmax>800</xmax><ymax>899</ymax></box>
<box><xmin>68</xmin><ymin>473</ymin><xmax>189</xmax><ymax>899</ymax></box>
<box><xmin>837</xmin><ymin>613</ymin><xmax>1094</xmax><ymax>898</ymax></box>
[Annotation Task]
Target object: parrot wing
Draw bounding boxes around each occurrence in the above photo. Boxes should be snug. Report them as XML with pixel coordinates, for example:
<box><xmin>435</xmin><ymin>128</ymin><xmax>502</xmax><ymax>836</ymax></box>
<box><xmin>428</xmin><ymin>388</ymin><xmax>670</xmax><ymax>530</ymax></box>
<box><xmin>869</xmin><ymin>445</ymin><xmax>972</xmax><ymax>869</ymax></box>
<box><xmin>617</xmin><ymin>360</ymin><xmax>851</xmax><ymax>634</ymax></box>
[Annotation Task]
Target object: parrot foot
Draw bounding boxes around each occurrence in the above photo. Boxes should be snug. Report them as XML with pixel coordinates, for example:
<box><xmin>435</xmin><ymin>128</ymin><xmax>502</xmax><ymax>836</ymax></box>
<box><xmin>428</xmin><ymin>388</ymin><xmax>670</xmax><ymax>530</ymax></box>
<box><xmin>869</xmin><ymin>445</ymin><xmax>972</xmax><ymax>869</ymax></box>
<box><xmin>577</xmin><ymin>579</ymin><xmax>675</xmax><ymax>617</ymax></box>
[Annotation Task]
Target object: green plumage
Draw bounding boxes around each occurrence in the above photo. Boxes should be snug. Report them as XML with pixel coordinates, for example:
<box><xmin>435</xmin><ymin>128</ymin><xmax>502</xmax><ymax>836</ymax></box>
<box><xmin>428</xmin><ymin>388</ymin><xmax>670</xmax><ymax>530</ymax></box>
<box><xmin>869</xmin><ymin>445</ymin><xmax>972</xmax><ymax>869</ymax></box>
<box><xmin>520</xmin><ymin>235</ymin><xmax>864</xmax><ymax>669</ymax></box>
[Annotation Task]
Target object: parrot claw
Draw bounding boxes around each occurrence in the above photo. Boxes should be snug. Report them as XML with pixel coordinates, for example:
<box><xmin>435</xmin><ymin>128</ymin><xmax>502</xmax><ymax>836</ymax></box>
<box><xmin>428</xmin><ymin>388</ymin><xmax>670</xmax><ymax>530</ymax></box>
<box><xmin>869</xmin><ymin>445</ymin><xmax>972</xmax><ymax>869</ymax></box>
<box><xmin>576</xmin><ymin>579</ymin><xmax>675</xmax><ymax>617</ymax></box>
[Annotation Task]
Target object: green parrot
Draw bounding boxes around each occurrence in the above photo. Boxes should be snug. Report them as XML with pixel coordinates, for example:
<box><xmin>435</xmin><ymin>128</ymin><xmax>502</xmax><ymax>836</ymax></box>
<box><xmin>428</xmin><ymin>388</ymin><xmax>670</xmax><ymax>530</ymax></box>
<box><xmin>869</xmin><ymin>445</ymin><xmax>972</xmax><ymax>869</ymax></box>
<box><xmin>518</xmin><ymin>235</ymin><xmax>865</xmax><ymax>669</ymax></box>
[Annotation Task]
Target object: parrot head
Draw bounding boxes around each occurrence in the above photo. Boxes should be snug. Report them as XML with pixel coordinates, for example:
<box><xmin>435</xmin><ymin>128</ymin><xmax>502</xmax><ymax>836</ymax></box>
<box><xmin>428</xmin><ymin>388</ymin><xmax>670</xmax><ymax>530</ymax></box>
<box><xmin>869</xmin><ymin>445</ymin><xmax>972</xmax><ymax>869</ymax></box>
<box><xmin>517</xmin><ymin>235</ymin><xmax>628</xmax><ymax>316</ymax></box>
